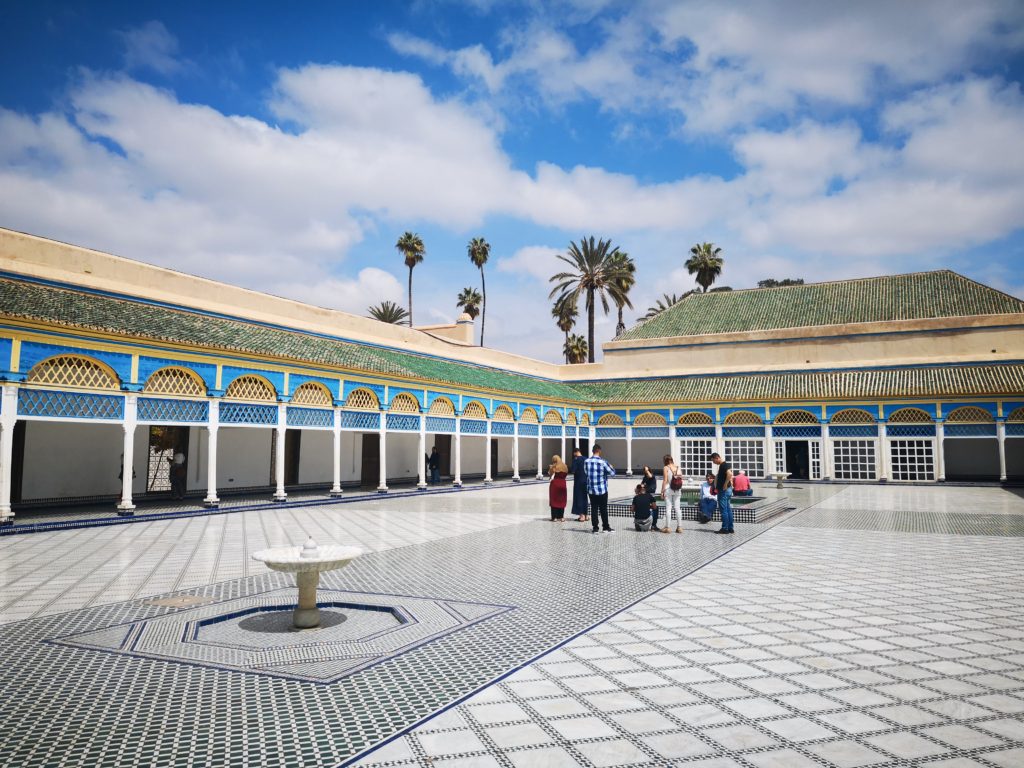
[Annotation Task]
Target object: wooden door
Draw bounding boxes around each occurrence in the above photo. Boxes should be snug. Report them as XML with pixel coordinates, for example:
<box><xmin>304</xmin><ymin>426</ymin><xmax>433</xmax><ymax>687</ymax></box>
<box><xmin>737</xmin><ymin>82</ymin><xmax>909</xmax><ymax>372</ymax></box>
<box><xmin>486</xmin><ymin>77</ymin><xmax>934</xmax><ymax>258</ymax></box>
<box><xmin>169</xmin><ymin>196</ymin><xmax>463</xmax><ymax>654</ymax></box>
<box><xmin>360</xmin><ymin>433</ymin><xmax>379</xmax><ymax>488</ymax></box>
<box><xmin>434</xmin><ymin>434</ymin><xmax>452</xmax><ymax>476</ymax></box>
<box><xmin>285</xmin><ymin>429</ymin><xmax>301</xmax><ymax>485</ymax></box>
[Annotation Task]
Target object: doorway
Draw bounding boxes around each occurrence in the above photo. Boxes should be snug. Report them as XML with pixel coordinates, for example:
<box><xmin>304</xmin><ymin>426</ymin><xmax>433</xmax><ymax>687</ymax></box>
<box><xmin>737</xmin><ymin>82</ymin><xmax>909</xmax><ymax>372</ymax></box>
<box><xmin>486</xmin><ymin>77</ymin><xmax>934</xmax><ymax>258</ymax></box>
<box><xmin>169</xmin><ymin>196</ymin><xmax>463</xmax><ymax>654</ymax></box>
<box><xmin>146</xmin><ymin>425</ymin><xmax>190</xmax><ymax>493</ymax></box>
<box><xmin>360</xmin><ymin>433</ymin><xmax>379</xmax><ymax>488</ymax></box>
<box><xmin>284</xmin><ymin>430</ymin><xmax>302</xmax><ymax>485</ymax></box>
<box><xmin>490</xmin><ymin>438</ymin><xmax>499</xmax><ymax>478</ymax></box>
<box><xmin>433</xmin><ymin>434</ymin><xmax>452</xmax><ymax>478</ymax></box>
<box><xmin>785</xmin><ymin>440</ymin><xmax>810</xmax><ymax>480</ymax></box>
<box><xmin>10</xmin><ymin>420</ymin><xmax>25</xmax><ymax>503</ymax></box>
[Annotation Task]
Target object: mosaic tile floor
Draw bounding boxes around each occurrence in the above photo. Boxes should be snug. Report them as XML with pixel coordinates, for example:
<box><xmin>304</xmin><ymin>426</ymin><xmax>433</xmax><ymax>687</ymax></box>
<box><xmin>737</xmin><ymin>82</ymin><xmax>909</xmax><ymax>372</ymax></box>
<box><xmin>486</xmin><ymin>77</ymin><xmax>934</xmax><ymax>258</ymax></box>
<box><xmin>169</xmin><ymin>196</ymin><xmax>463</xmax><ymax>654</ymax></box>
<box><xmin>1</xmin><ymin>481</ymin><xmax>1023</xmax><ymax>767</ymax></box>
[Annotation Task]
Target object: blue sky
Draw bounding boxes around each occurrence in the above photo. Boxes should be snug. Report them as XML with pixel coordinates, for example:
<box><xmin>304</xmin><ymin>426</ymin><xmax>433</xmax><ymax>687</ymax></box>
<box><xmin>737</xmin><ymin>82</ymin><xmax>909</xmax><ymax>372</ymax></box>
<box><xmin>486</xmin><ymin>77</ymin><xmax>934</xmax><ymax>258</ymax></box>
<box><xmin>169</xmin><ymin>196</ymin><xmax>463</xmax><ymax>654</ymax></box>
<box><xmin>2</xmin><ymin>1</ymin><xmax>1024</xmax><ymax>362</ymax></box>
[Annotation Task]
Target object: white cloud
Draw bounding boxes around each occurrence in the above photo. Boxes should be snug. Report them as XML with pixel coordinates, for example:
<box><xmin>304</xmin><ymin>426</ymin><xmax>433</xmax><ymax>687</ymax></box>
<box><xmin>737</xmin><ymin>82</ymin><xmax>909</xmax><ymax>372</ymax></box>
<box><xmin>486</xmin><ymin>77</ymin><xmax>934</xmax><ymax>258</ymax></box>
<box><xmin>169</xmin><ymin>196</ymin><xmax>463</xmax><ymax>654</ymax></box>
<box><xmin>118</xmin><ymin>20</ymin><xmax>187</xmax><ymax>76</ymax></box>
<box><xmin>497</xmin><ymin>245</ymin><xmax>563</xmax><ymax>283</ymax></box>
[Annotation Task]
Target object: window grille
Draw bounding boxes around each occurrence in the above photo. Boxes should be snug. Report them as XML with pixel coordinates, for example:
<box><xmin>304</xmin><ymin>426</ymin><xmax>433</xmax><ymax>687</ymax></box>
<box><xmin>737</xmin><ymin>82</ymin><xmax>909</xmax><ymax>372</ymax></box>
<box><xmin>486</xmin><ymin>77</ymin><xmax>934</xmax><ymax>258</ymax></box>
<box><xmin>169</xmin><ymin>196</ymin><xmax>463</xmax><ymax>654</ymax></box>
<box><xmin>386</xmin><ymin>413</ymin><xmax>420</xmax><ymax>431</ymax></box>
<box><xmin>287</xmin><ymin>407</ymin><xmax>333</xmax><ymax>428</ymax></box>
<box><xmin>389</xmin><ymin>393</ymin><xmax>420</xmax><ymax>413</ymax></box>
<box><xmin>597</xmin><ymin>413</ymin><xmax>624</xmax><ymax>426</ymax></box>
<box><xmin>493</xmin><ymin>405</ymin><xmax>515</xmax><ymax>421</ymax></box>
<box><xmin>224</xmin><ymin>375</ymin><xmax>276</xmax><ymax>402</ymax></box>
<box><xmin>724</xmin><ymin>439</ymin><xmax>765</xmax><ymax>478</ymax></box>
<box><xmin>426</xmin><ymin>416</ymin><xmax>455</xmax><ymax>433</ymax></box>
<box><xmin>723</xmin><ymin>426</ymin><xmax>764</xmax><ymax>438</ymax></box>
<box><xmin>542</xmin><ymin>424</ymin><xmax>562</xmax><ymax>436</ymax></box>
<box><xmin>888</xmin><ymin>407</ymin><xmax>932</xmax><ymax>424</ymax></box>
<box><xmin>428</xmin><ymin>398</ymin><xmax>455</xmax><ymax>416</ymax></box>
<box><xmin>811</xmin><ymin>440</ymin><xmax>821</xmax><ymax>479</ymax></box>
<box><xmin>462</xmin><ymin>419</ymin><xmax>487</xmax><ymax>434</ymax></box>
<box><xmin>775</xmin><ymin>426</ymin><xmax>822</xmax><ymax>438</ymax></box>
<box><xmin>27</xmin><ymin>355</ymin><xmax>119</xmax><ymax>390</ymax></box>
<box><xmin>723</xmin><ymin>410</ymin><xmax>762</xmax><ymax>426</ymax></box>
<box><xmin>462</xmin><ymin>401</ymin><xmax>487</xmax><ymax>419</ymax></box>
<box><xmin>492</xmin><ymin>422</ymin><xmax>514</xmax><ymax>436</ymax></box>
<box><xmin>677</xmin><ymin>411</ymin><xmax>713</xmax><ymax>425</ymax></box>
<box><xmin>143</xmin><ymin>367</ymin><xmax>205</xmax><ymax>397</ymax></box>
<box><xmin>340</xmin><ymin>411</ymin><xmax>380</xmax><ymax>430</ymax></box>
<box><xmin>633</xmin><ymin>412</ymin><xmax>667</xmax><ymax>426</ymax></box>
<box><xmin>633</xmin><ymin>426</ymin><xmax>668</xmax><ymax>438</ymax></box>
<box><xmin>1007</xmin><ymin>407</ymin><xmax>1024</xmax><ymax>422</ymax></box>
<box><xmin>138</xmin><ymin>397</ymin><xmax>209</xmax><ymax>423</ymax></box>
<box><xmin>831</xmin><ymin>425</ymin><xmax>877</xmax><ymax>438</ymax></box>
<box><xmin>219</xmin><ymin>402</ymin><xmax>278</xmax><ymax>424</ymax></box>
<box><xmin>580</xmin><ymin>413</ymin><xmax>591</xmax><ymax>426</ymax></box>
<box><xmin>595</xmin><ymin>426</ymin><xmax>626</xmax><ymax>438</ymax></box>
<box><xmin>775</xmin><ymin>441</ymin><xmax>785</xmax><ymax>473</ymax></box>
<box><xmin>945</xmin><ymin>406</ymin><xmax>994</xmax><ymax>423</ymax></box>
<box><xmin>566</xmin><ymin>412</ymin><xmax>578</xmax><ymax>425</ymax></box>
<box><xmin>18</xmin><ymin>388</ymin><xmax>123</xmax><ymax>419</ymax></box>
<box><xmin>890</xmin><ymin>439</ymin><xmax>935</xmax><ymax>481</ymax></box>
<box><xmin>945</xmin><ymin>423</ymin><xmax>996</xmax><ymax>437</ymax></box>
<box><xmin>887</xmin><ymin>424</ymin><xmax>936</xmax><ymax>437</ymax></box>
<box><xmin>830</xmin><ymin>408</ymin><xmax>874</xmax><ymax>424</ymax></box>
<box><xmin>543</xmin><ymin>409</ymin><xmax>563</xmax><ymax>424</ymax></box>
<box><xmin>519</xmin><ymin>423</ymin><xmax>539</xmax><ymax>436</ymax></box>
<box><xmin>679</xmin><ymin>439</ymin><xmax>713</xmax><ymax>478</ymax></box>
<box><xmin>520</xmin><ymin>408</ymin><xmax>539</xmax><ymax>423</ymax></box>
<box><xmin>774</xmin><ymin>409</ymin><xmax>819</xmax><ymax>424</ymax></box>
<box><xmin>676</xmin><ymin>426</ymin><xmax>715</xmax><ymax>438</ymax></box>
<box><xmin>344</xmin><ymin>388</ymin><xmax>379</xmax><ymax>410</ymax></box>
<box><xmin>291</xmin><ymin>382</ymin><xmax>332</xmax><ymax>406</ymax></box>
<box><xmin>833</xmin><ymin>439</ymin><xmax>876</xmax><ymax>480</ymax></box>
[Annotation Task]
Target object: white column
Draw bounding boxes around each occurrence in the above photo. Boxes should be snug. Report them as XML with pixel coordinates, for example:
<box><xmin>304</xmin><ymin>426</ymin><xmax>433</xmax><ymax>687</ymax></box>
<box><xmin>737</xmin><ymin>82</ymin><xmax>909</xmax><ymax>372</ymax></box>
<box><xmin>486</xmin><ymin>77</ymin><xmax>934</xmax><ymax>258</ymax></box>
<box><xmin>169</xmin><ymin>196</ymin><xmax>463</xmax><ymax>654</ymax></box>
<box><xmin>573</xmin><ymin>427</ymin><xmax>580</xmax><ymax>450</ymax></box>
<box><xmin>560</xmin><ymin>431</ymin><xmax>566</xmax><ymax>466</ymax></box>
<box><xmin>484</xmin><ymin>419</ymin><xmax>493</xmax><ymax>484</ymax></box>
<box><xmin>714</xmin><ymin>422</ymin><xmax>725</xmax><ymax>459</ymax></box>
<box><xmin>879</xmin><ymin>422</ymin><xmax>890</xmax><ymax>481</ymax></box>
<box><xmin>377</xmin><ymin>411</ymin><xmax>388</xmax><ymax>492</ymax></box>
<box><xmin>117</xmin><ymin>393</ymin><xmax>138</xmax><ymax>514</ymax></box>
<box><xmin>536</xmin><ymin>431</ymin><xmax>543</xmax><ymax>480</ymax></box>
<box><xmin>821</xmin><ymin>422</ymin><xmax>832</xmax><ymax>481</ymax></box>
<box><xmin>0</xmin><ymin>383</ymin><xmax>18</xmax><ymax>524</ymax></box>
<box><xmin>512</xmin><ymin>421</ymin><xmax>521</xmax><ymax>482</ymax></box>
<box><xmin>330</xmin><ymin>407</ymin><xmax>343</xmax><ymax>496</ymax></box>
<box><xmin>997</xmin><ymin>420</ymin><xmax>1007</xmax><ymax>482</ymax></box>
<box><xmin>273</xmin><ymin>403</ymin><xmax>287</xmax><ymax>502</ymax></box>
<box><xmin>204</xmin><ymin>399</ymin><xmax>220</xmax><ymax>507</ymax></box>
<box><xmin>417</xmin><ymin>412</ymin><xmax>427</xmax><ymax>489</ymax></box>
<box><xmin>765</xmin><ymin>424</ymin><xmax>775</xmax><ymax>477</ymax></box>
<box><xmin>453</xmin><ymin>415</ymin><xmax>463</xmax><ymax>487</ymax></box>
<box><xmin>935</xmin><ymin>420</ymin><xmax>946</xmax><ymax>482</ymax></box>
<box><xmin>625</xmin><ymin>426</ymin><xmax>633</xmax><ymax>476</ymax></box>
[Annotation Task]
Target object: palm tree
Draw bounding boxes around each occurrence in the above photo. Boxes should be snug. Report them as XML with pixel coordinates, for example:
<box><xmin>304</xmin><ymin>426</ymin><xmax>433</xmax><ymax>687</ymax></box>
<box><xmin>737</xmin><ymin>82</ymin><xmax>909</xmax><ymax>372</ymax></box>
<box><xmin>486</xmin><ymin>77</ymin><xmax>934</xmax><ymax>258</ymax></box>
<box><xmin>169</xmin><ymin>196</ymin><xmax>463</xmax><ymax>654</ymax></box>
<box><xmin>456</xmin><ymin>286</ymin><xmax>482</xmax><ymax>319</ymax></box>
<box><xmin>396</xmin><ymin>231</ymin><xmax>425</xmax><ymax>326</ymax></box>
<box><xmin>548</xmin><ymin>237</ymin><xmax>630</xmax><ymax>363</ymax></box>
<box><xmin>467</xmin><ymin>237</ymin><xmax>490</xmax><ymax>346</ymax></box>
<box><xmin>685</xmin><ymin>242</ymin><xmax>724</xmax><ymax>292</ymax></box>
<box><xmin>642</xmin><ymin>292</ymin><xmax>690</xmax><ymax>321</ymax></box>
<box><xmin>563</xmin><ymin>333</ymin><xmax>588</xmax><ymax>364</ymax></box>
<box><xmin>551</xmin><ymin>294</ymin><xmax>578</xmax><ymax>361</ymax></box>
<box><xmin>368</xmin><ymin>300</ymin><xmax>410</xmax><ymax>324</ymax></box>
<box><xmin>608</xmin><ymin>251</ymin><xmax>636</xmax><ymax>336</ymax></box>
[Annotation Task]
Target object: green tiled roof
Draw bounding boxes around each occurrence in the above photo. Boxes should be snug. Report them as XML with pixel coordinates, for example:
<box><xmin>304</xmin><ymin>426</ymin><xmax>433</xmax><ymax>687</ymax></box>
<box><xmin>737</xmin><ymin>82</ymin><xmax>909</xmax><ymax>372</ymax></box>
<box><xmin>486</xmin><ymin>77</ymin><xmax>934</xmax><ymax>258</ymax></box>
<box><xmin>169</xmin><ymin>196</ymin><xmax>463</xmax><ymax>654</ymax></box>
<box><xmin>617</xmin><ymin>271</ymin><xmax>1024</xmax><ymax>341</ymax></box>
<box><xmin>0</xmin><ymin>278</ymin><xmax>580</xmax><ymax>401</ymax></box>
<box><xmin>573</xmin><ymin>363</ymin><xmax>1024</xmax><ymax>404</ymax></box>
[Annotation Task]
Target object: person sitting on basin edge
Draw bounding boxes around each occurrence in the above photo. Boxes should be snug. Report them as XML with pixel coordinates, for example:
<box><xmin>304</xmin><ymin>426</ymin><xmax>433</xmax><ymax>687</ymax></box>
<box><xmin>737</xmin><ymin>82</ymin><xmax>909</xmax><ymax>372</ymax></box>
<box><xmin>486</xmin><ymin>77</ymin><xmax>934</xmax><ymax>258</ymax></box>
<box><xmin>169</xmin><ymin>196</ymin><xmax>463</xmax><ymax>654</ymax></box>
<box><xmin>698</xmin><ymin>472</ymin><xmax>717</xmax><ymax>524</ymax></box>
<box><xmin>631</xmin><ymin>483</ymin><xmax>659</xmax><ymax>532</ymax></box>
<box><xmin>733</xmin><ymin>469</ymin><xmax>752</xmax><ymax>496</ymax></box>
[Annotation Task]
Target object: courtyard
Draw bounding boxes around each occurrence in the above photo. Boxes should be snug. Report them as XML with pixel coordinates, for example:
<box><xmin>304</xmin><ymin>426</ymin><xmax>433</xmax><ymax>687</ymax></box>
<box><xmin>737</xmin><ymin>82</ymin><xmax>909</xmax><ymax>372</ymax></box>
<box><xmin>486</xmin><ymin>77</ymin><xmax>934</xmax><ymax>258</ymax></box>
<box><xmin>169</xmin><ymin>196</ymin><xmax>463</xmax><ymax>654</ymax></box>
<box><xmin>1</xmin><ymin>481</ymin><xmax>1023</xmax><ymax>767</ymax></box>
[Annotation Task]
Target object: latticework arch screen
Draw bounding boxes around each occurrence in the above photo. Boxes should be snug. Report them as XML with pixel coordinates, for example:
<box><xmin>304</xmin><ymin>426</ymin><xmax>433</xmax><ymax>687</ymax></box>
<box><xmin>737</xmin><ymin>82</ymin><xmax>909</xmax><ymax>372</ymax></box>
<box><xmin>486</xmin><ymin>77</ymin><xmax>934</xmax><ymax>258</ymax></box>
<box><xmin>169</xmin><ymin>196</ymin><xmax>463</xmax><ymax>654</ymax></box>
<box><xmin>566</xmin><ymin>412</ymin><xmax>578</xmax><ymax>425</ymax></box>
<box><xmin>1007</xmin><ymin>407</ymin><xmax>1024</xmax><ymax>423</ymax></box>
<box><xmin>493</xmin><ymin>405</ymin><xmax>515</xmax><ymax>421</ymax></box>
<box><xmin>143</xmin><ymin>367</ymin><xmax>205</xmax><ymax>397</ymax></box>
<box><xmin>224</xmin><ymin>375</ymin><xmax>276</xmax><ymax>401</ymax></box>
<box><xmin>677</xmin><ymin>411</ymin><xmax>713</xmax><ymax>425</ymax></box>
<box><xmin>389</xmin><ymin>393</ymin><xmax>420</xmax><ymax>413</ymax></box>
<box><xmin>519</xmin><ymin>408</ymin><xmax>539</xmax><ymax>423</ymax></box>
<box><xmin>27</xmin><ymin>355</ymin><xmax>120</xmax><ymax>390</ymax></box>
<box><xmin>462</xmin><ymin>401</ymin><xmax>487</xmax><ymax>419</ymax></box>
<box><xmin>889</xmin><ymin>407</ymin><xmax>932</xmax><ymax>424</ymax></box>
<box><xmin>831</xmin><ymin>409</ymin><xmax>874</xmax><ymax>425</ymax></box>
<box><xmin>580</xmin><ymin>414</ymin><xmax>590</xmax><ymax>426</ymax></box>
<box><xmin>775</xmin><ymin>410</ymin><xmax>819</xmax><ymax>425</ymax></box>
<box><xmin>633</xmin><ymin>412</ymin><xmax>667</xmax><ymax>426</ymax></box>
<box><xmin>291</xmin><ymin>382</ymin><xmax>332</xmax><ymax>406</ymax></box>
<box><xmin>723</xmin><ymin>410</ymin><xmax>763</xmax><ymax>426</ymax></box>
<box><xmin>345</xmin><ymin>388</ymin><xmax>380</xmax><ymax>410</ymax></box>
<box><xmin>543</xmin><ymin>410</ymin><xmax>564</xmax><ymax>424</ymax></box>
<box><xmin>597</xmin><ymin>414</ymin><xmax>624</xmax><ymax>426</ymax></box>
<box><xmin>428</xmin><ymin>398</ymin><xmax>455</xmax><ymax>416</ymax></box>
<box><xmin>945</xmin><ymin>406</ymin><xmax>994</xmax><ymax>423</ymax></box>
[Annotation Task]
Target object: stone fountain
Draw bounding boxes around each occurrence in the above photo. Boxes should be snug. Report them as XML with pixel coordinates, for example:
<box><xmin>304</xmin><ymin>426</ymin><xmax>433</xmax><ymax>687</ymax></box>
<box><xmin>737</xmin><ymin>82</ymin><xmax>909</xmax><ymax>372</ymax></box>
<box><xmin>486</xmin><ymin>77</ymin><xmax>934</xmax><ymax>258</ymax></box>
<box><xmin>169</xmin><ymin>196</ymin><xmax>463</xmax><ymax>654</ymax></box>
<box><xmin>252</xmin><ymin>537</ymin><xmax>362</xmax><ymax>629</ymax></box>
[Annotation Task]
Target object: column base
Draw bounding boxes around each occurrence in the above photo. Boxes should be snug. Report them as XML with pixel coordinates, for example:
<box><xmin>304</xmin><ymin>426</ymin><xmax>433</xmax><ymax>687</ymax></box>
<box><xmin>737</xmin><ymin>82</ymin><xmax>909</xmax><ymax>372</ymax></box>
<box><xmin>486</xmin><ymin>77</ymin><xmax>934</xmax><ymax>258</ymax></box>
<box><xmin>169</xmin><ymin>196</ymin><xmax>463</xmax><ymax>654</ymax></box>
<box><xmin>484</xmin><ymin>479</ymin><xmax>493</xmax><ymax>485</ymax></box>
<box><xmin>512</xmin><ymin>476</ymin><xmax>521</xmax><ymax>483</ymax></box>
<box><xmin>452</xmin><ymin>480</ymin><xmax>462</xmax><ymax>488</ymax></box>
<box><xmin>416</xmin><ymin>483</ymin><xmax>428</xmax><ymax>491</ymax></box>
<box><xmin>376</xmin><ymin>487</ymin><xmax>389</xmax><ymax>494</ymax></box>
<box><xmin>203</xmin><ymin>498</ymin><xmax>220</xmax><ymax>508</ymax></box>
<box><xmin>626</xmin><ymin>470</ymin><xmax>634</xmax><ymax>476</ymax></box>
<box><xmin>329</xmin><ymin>489</ymin><xmax>344</xmax><ymax>497</ymax></box>
<box><xmin>116</xmin><ymin>507</ymin><xmax>135</xmax><ymax>517</ymax></box>
<box><xmin>0</xmin><ymin>517</ymin><xmax>13</xmax><ymax>527</ymax></box>
<box><xmin>535</xmin><ymin>475</ymin><xmax>543</xmax><ymax>481</ymax></box>
<box><xmin>273</xmin><ymin>493</ymin><xmax>288</xmax><ymax>503</ymax></box>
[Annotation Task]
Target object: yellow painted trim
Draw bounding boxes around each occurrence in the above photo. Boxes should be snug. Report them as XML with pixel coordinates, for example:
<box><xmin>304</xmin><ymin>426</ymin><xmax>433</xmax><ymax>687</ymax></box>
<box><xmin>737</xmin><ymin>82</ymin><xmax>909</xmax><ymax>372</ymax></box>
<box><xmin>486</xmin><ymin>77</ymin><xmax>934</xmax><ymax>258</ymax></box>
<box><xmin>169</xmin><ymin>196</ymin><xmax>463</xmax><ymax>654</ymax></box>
<box><xmin>283</xmin><ymin>371</ymin><xmax>290</xmax><ymax>395</ymax></box>
<box><xmin>9</xmin><ymin>338</ymin><xmax>20</xmax><ymax>372</ymax></box>
<box><xmin>215</xmin><ymin>365</ymin><xmax>223</xmax><ymax>390</ymax></box>
<box><xmin>130</xmin><ymin>354</ymin><xmax>140</xmax><ymax>384</ymax></box>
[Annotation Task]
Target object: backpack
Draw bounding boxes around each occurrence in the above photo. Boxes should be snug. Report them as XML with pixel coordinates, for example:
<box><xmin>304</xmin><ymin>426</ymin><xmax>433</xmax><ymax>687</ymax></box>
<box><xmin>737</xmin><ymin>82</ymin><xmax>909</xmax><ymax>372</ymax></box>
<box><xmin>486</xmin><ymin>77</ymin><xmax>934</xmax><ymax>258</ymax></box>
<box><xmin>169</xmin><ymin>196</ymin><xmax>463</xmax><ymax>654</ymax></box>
<box><xmin>669</xmin><ymin>469</ymin><xmax>683</xmax><ymax>491</ymax></box>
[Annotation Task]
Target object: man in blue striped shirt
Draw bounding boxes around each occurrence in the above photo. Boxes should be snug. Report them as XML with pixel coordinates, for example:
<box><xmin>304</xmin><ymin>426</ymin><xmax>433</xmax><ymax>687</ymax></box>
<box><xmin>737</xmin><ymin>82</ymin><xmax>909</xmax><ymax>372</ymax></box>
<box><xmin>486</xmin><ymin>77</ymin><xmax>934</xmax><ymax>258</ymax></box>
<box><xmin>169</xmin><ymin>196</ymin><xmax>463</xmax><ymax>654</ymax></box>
<box><xmin>584</xmin><ymin>443</ymin><xmax>616</xmax><ymax>533</ymax></box>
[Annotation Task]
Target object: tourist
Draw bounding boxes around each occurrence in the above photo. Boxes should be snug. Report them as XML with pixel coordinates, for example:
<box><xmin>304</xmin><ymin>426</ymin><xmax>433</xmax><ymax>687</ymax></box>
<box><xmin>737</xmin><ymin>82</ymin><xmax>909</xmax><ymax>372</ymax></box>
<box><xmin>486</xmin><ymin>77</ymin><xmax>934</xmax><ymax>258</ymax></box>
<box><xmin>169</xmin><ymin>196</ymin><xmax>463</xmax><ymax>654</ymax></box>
<box><xmin>642</xmin><ymin>465</ymin><xmax>658</xmax><ymax>495</ymax></box>
<box><xmin>631</xmin><ymin>483</ymin><xmax>658</xmax><ymax>531</ymax></box>
<box><xmin>169</xmin><ymin>451</ymin><xmax>186</xmax><ymax>500</ymax></box>
<box><xmin>570</xmin><ymin>448</ymin><xmax>589</xmax><ymax>522</ymax></box>
<box><xmin>698</xmin><ymin>472</ymin><xmax>716</xmax><ymax>524</ymax></box>
<box><xmin>585</xmin><ymin>444</ymin><xmax>615</xmax><ymax>533</ymax></box>
<box><xmin>710</xmin><ymin>452</ymin><xmax>734</xmax><ymax>534</ymax></box>
<box><xmin>733</xmin><ymin>470</ymin><xmax>752</xmax><ymax>496</ymax></box>
<box><xmin>661</xmin><ymin>454</ymin><xmax>684</xmax><ymax>533</ymax></box>
<box><xmin>428</xmin><ymin>446</ymin><xmax>441</xmax><ymax>485</ymax></box>
<box><xmin>548</xmin><ymin>455</ymin><xmax>568</xmax><ymax>521</ymax></box>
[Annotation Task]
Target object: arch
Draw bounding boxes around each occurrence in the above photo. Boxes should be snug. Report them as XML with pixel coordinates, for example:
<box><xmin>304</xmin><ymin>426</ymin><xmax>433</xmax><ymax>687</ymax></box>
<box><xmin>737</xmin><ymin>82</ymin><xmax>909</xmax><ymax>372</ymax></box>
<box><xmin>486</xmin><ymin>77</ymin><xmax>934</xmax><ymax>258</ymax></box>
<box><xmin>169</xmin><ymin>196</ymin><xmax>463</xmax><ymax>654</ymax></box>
<box><xmin>1008</xmin><ymin>407</ymin><xmax>1024</xmax><ymax>423</ymax></box>
<box><xmin>633</xmin><ymin>412</ymin><xmax>667</xmax><ymax>426</ymax></box>
<box><xmin>389</xmin><ymin>393</ymin><xmax>421</xmax><ymax>413</ymax></box>
<box><xmin>142</xmin><ymin>366</ymin><xmax>205</xmax><ymax>397</ymax></box>
<box><xmin>580</xmin><ymin>413</ymin><xmax>591</xmax><ymax>426</ymax></box>
<box><xmin>520</xmin><ymin>407</ymin><xmax>539</xmax><ymax>423</ymax></box>
<box><xmin>493</xmin><ymin>404</ymin><xmax>515</xmax><ymax>421</ymax></box>
<box><xmin>946</xmin><ymin>406</ymin><xmax>994</xmax><ymax>424</ymax></box>
<box><xmin>830</xmin><ymin>408</ymin><xmax>875</xmax><ymax>425</ymax></box>
<box><xmin>26</xmin><ymin>354</ymin><xmax>120</xmax><ymax>390</ymax></box>
<box><xmin>344</xmin><ymin>387</ymin><xmax>380</xmax><ymax>410</ymax></box>
<box><xmin>723</xmin><ymin>410</ymin><xmax>763</xmax><ymax>426</ymax></box>
<box><xmin>543</xmin><ymin>410</ymin><xmax>564</xmax><ymax>424</ymax></box>
<box><xmin>597</xmin><ymin>413</ymin><xmax>624</xmax><ymax>426</ymax></box>
<box><xmin>677</xmin><ymin>411</ymin><xmax>713</xmax><ymax>425</ymax></box>
<box><xmin>566</xmin><ymin>412</ymin><xmax>578</xmax><ymax>425</ymax></box>
<box><xmin>224</xmin><ymin>374</ymin><xmax>276</xmax><ymax>401</ymax></box>
<box><xmin>290</xmin><ymin>381</ymin><xmax>333</xmax><ymax>407</ymax></box>
<box><xmin>428</xmin><ymin>397</ymin><xmax>455</xmax><ymax>416</ymax></box>
<box><xmin>888</xmin><ymin>407</ymin><xmax>933</xmax><ymax>424</ymax></box>
<box><xmin>462</xmin><ymin>401</ymin><xmax>487</xmax><ymax>419</ymax></box>
<box><xmin>774</xmin><ymin>409</ymin><xmax>819</xmax><ymax>425</ymax></box>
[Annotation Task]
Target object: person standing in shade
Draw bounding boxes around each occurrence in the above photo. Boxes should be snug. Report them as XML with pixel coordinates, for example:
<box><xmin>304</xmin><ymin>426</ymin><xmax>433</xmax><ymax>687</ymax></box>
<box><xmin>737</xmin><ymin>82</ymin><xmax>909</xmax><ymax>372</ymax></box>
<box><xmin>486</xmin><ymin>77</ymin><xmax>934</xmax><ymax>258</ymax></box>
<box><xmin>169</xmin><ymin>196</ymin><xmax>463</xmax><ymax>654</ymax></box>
<box><xmin>548</xmin><ymin>455</ymin><xmax>568</xmax><ymax>521</ymax></box>
<box><xmin>585</xmin><ymin>444</ymin><xmax>616</xmax><ymax>533</ymax></box>
<box><xmin>570</xmin><ymin>448</ymin><xmax>589</xmax><ymax>522</ymax></box>
<box><xmin>710</xmin><ymin>452</ymin><xmax>734</xmax><ymax>534</ymax></box>
<box><xmin>428</xmin><ymin>446</ymin><xmax>441</xmax><ymax>485</ymax></box>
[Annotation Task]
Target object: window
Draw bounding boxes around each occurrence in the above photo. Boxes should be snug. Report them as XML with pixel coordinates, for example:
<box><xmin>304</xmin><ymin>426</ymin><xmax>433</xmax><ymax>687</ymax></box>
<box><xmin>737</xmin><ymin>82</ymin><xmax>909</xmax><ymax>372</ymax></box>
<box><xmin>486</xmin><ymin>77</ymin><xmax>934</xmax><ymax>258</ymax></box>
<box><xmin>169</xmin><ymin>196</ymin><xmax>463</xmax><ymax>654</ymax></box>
<box><xmin>833</xmin><ymin>440</ymin><xmax>876</xmax><ymax>480</ymax></box>
<box><xmin>678</xmin><ymin>439</ymin><xmax>713</xmax><ymax>479</ymax></box>
<box><xmin>890</xmin><ymin>439</ymin><xmax>935</xmax><ymax>481</ymax></box>
<box><xmin>724</xmin><ymin>439</ymin><xmax>765</xmax><ymax>478</ymax></box>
